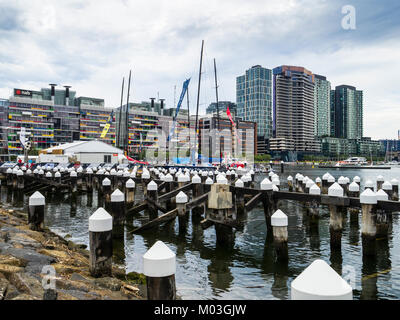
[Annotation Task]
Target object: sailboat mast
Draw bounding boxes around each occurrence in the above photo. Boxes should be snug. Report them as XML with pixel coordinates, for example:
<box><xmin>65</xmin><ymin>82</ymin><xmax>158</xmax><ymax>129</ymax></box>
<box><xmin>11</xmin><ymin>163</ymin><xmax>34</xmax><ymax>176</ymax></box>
<box><xmin>117</xmin><ymin>77</ymin><xmax>125</xmax><ymax>148</ymax></box>
<box><xmin>187</xmin><ymin>84</ymin><xmax>191</xmax><ymax>156</ymax></box>
<box><xmin>125</xmin><ymin>70</ymin><xmax>132</xmax><ymax>155</ymax></box>
<box><xmin>213</xmin><ymin>58</ymin><xmax>221</xmax><ymax>165</ymax></box>
<box><xmin>194</xmin><ymin>40</ymin><xmax>204</xmax><ymax>165</ymax></box>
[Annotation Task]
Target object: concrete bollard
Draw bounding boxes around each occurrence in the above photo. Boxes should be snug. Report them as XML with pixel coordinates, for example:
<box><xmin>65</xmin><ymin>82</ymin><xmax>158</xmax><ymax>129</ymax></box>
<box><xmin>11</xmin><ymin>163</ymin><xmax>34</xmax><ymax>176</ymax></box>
<box><xmin>110</xmin><ymin>189</ymin><xmax>126</xmax><ymax>226</ymax></box>
<box><xmin>291</xmin><ymin>259</ymin><xmax>353</xmax><ymax>300</ymax></box>
<box><xmin>271</xmin><ymin>209</ymin><xmax>288</xmax><ymax>261</ymax></box>
<box><xmin>176</xmin><ymin>191</ymin><xmax>189</xmax><ymax>231</ymax></box>
<box><xmin>391</xmin><ymin>178</ymin><xmax>399</xmax><ymax>201</ymax></box>
<box><xmin>147</xmin><ymin>181</ymin><xmax>159</xmax><ymax>219</ymax></box>
<box><xmin>125</xmin><ymin>178</ymin><xmax>135</xmax><ymax>208</ymax></box>
<box><xmin>376</xmin><ymin>175</ymin><xmax>384</xmax><ymax>191</ymax></box>
<box><xmin>89</xmin><ymin>208</ymin><xmax>113</xmax><ymax>277</ymax></box>
<box><xmin>360</xmin><ymin>189</ymin><xmax>377</xmax><ymax>256</ymax></box>
<box><xmin>376</xmin><ymin>189</ymin><xmax>389</xmax><ymax>238</ymax></box>
<box><xmin>287</xmin><ymin>175</ymin><xmax>293</xmax><ymax>192</ymax></box>
<box><xmin>28</xmin><ymin>191</ymin><xmax>45</xmax><ymax>231</ymax></box>
<box><xmin>143</xmin><ymin>240</ymin><xmax>176</xmax><ymax>300</ymax></box>
<box><xmin>328</xmin><ymin>183</ymin><xmax>345</xmax><ymax>250</ymax></box>
<box><xmin>382</xmin><ymin>181</ymin><xmax>392</xmax><ymax>200</ymax></box>
<box><xmin>102</xmin><ymin>178</ymin><xmax>112</xmax><ymax>211</ymax></box>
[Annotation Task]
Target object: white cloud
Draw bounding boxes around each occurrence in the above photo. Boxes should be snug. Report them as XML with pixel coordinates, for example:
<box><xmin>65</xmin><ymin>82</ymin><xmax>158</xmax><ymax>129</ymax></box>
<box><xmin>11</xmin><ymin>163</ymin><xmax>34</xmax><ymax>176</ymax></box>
<box><xmin>0</xmin><ymin>0</ymin><xmax>398</xmax><ymax>139</ymax></box>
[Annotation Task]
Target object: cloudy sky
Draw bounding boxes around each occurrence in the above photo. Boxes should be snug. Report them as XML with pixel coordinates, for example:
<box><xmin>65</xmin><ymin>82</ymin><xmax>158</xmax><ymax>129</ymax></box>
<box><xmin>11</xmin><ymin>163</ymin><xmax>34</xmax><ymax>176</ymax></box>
<box><xmin>0</xmin><ymin>0</ymin><xmax>399</xmax><ymax>139</ymax></box>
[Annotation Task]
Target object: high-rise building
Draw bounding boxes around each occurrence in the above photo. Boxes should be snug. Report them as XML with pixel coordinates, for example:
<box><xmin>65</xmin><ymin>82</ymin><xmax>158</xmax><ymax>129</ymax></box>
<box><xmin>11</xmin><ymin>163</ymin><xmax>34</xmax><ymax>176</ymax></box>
<box><xmin>236</xmin><ymin>65</ymin><xmax>272</xmax><ymax>140</ymax></box>
<box><xmin>330</xmin><ymin>85</ymin><xmax>363</xmax><ymax>139</ymax></box>
<box><xmin>206</xmin><ymin>101</ymin><xmax>237</xmax><ymax>118</ymax></box>
<box><xmin>314</xmin><ymin>74</ymin><xmax>331</xmax><ymax>137</ymax></box>
<box><xmin>270</xmin><ymin>65</ymin><xmax>320</xmax><ymax>152</ymax></box>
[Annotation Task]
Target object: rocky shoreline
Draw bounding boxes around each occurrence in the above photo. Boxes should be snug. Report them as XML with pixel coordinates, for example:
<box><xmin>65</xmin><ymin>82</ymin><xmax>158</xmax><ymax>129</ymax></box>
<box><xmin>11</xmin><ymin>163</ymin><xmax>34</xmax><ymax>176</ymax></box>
<box><xmin>0</xmin><ymin>205</ymin><xmax>146</xmax><ymax>300</ymax></box>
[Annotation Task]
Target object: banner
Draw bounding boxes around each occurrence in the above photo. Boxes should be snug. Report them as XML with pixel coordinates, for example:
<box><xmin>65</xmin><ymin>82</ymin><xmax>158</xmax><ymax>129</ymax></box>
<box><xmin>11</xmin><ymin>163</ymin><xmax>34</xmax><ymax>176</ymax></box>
<box><xmin>168</xmin><ymin>78</ymin><xmax>191</xmax><ymax>142</ymax></box>
<box><xmin>227</xmin><ymin>106</ymin><xmax>240</xmax><ymax>144</ymax></box>
<box><xmin>100</xmin><ymin>110</ymin><xmax>114</xmax><ymax>138</ymax></box>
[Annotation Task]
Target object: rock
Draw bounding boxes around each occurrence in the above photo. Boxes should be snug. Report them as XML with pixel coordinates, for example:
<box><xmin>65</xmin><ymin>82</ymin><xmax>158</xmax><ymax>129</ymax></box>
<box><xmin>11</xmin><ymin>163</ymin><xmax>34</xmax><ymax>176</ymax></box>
<box><xmin>9</xmin><ymin>273</ymin><xmax>44</xmax><ymax>298</ymax></box>
<box><xmin>4</xmin><ymin>284</ymin><xmax>19</xmax><ymax>300</ymax></box>
<box><xmin>53</xmin><ymin>264</ymin><xmax>84</xmax><ymax>275</ymax></box>
<box><xmin>70</xmin><ymin>273</ymin><xmax>90</xmax><ymax>282</ymax></box>
<box><xmin>6</xmin><ymin>233</ymin><xmax>41</xmax><ymax>248</ymax></box>
<box><xmin>57</xmin><ymin>290</ymin><xmax>79</xmax><ymax>300</ymax></box>
<box><xmin>94</xmin><ymin>277</ymin><xmax>122</xmax><ymax>291</ymax></box>
<box><xmin>55</xmin><ymin>278</ymin><xmax>91</xmax><ymax>293</ymax></box>
<box><xmin>1</xmin><ymin>247</ymin><xmax>55</xmax><ymax>265</ymax></box>
<box><xmin>67</xmin><ymin>241</ymin><xmax>87</xmax><ymax>251</ymax></box>
<box><xmin>0</xmin><ymin>264</ymin><xmax>24</xmax><ymax>274</ymax></box>
<box><xmin>12</xmin><ymin>293</ymin><xmax>38</xmax><ymax>300</ymax></box>
<box><xmin>0</xmin><ymin>254</ymin><xmax>28</xmax><ymax>267</ymax></box>
<box><xmin>0</xmin><ymin>278</ymin><xmax>9</xmax><ymax>299</ymax></box>
<box><xmin>38</xmin><ymin>249</ymin><xmax>70</xmax><ymax>261</ymax></box>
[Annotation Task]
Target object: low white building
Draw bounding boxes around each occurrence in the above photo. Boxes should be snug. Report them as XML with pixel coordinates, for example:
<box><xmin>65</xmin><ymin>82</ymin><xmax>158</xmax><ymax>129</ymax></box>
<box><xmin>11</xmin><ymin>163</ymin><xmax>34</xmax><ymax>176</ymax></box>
<box><xmin>39</xmin><ymin>140</ymin><xmax>124</xmax><ymax>164</ymax></box>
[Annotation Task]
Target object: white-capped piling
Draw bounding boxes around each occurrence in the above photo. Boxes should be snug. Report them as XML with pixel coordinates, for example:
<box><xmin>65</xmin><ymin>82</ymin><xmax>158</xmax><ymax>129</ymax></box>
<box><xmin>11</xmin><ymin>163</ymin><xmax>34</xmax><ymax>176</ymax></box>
<box><xmin>348</xmin><ymin>182</ymin><xmax>361</xmax><ymax>223</ymax></box>
<box><xmin>376</xmin><ymin>175</ymin><xmax>384</xmax><ymax>191</ymax></box>
<box><xmin>260</xmin><ymin>178</ymin><xmax>274</xmax><ymax>229</ymax></box>
<box><xmin>322</xmin><ymin>172</ymin><xmax>330</xmax><ymax>194</ymax></box>
<box><xmin>271</xmin><ymin>210</ymin><xmax>288</xmax><ymax>261</ymax></box>
<box><xmin>54</xmin><ymin>171</ymin><xmax>61</xmax><ymax>184</ymax></box>
<box><xmin>143</xmin><ymin>241</ymin><xmax>176</xmax><ymax>300</ymax></box>
<box><xmin>391</xmin><ymin>178</ymin><xmax>399</xmax><ymax>201</ymax></box>
<box><xmin>6</xmin><ymin>168</ymin><xmax>13</xmax><ymax>186</ymax></box>
<box><xmin>89</xmin><ymin>208</ymin><xmax>113</xmax><ymax>277</ymax></box>
<box><xmin>28</xmin><ymin>191</ymin><xmax>45</xmax><ymax>231</ymax></box>
<box><xmin>234</xmin><ymin>178</ymin><xmax>245</xmax><ymax>218</ymax></box>
<box><xmin>364</xmin><ymin>179</ymin><xmax>374</xmax><ymax>191</ymax></box>
<box><xmin>204</xmin><ymin>177</ymin><xmax>213</xmax><ymax>193</ymax></box>
<box><xmin>296</xmin><ymin>174</ymin><xmax>304</xmax><ymax>192</ymax></box>
<box><xmin>287</xmin><ymin>176</ymin><xmax>293</xmax><ymax>192</ymax></box>
<box><xmin>147</xmin><ymin>181</ymin><xmax>159</xmax><ymax>219</ymax></box>
<box><xmin>176</xmin><ymin>191</ymin><xmax>189</xmax><ymax>230</ymax></box>
<box><xmin>338</xmin><ymin>176</ymin><xmax>347</xmax><ymax>196</ymax></box>
<box><xmin>110</xmin><ymin>189</ymin><xmax>126</xmax><ymax>226</ymax></box>
<box><xmin>125</xmin><ymin>178</ymin><xmax>135</xmax><ymax>208</ymax></box>
<box><xmin>327</xmin><ymin>175</ymin><xmax>335</xmax><ymax>190</ymax></box>
<box><xmin>16</xmin><ymin>169</ymin><xmax>24</xmax><ymax>190</ymax></box>
<box><xmin>86</xmin><ymin>168</ymin><xmax>94</xmax><ymax>193</ymax></box>
<box><xmin>102</xmin><ymin>177</ymin><xmax>112</xmax><ymax>211</ymax></box>
<box><xmin>376</xmin><ymin>189</ymin><xmax>389</xmax><ymax>238</ymax></box>
<box><xmin>315</xmin><ymin>177</ymin><xmax>322</xmax><ymax>188</ymax></box>
<box><xmin>291</xmin><ymin>259</ymin><xmax>353</xmax><ymax>300</ymax></box>
<box><xmin>382</xmin><ymin>181</ymin><xmax>393</xmax><ymax>200</ymax></box>
<box><xmin>328</xmin><ymin>183</ymin><xmax>345</xmax><ymax>250</ymax></box>
<box><xmin>360</xmin><ymin>189</ymin><xmax>377</xmax><ymax>256</ymax></box>
<box><xmin>308</xmin><ymin>184</ymin><xmax>321</xmax><ymax>223</ymax></box>
<box><xmin>353</xmin><ymin>176</ymin><xmax>361</xmax><ymax>187</ymax></box>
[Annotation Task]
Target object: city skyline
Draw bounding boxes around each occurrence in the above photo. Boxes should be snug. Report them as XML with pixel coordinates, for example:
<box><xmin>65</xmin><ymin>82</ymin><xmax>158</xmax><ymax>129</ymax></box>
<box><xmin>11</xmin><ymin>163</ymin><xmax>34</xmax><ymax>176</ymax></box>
<box><xmin>0</xmin><ymin>1</ymin><xmax>399</xmax><ymax>139</ymax></box>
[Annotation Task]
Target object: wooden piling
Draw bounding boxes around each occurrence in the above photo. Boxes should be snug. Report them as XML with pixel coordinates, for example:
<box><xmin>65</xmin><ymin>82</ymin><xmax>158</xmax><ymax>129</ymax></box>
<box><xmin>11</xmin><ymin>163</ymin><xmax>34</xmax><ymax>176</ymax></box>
<box><xmin>89</xmin><ymin>208</ymin><xmax>113</xmax><ymax>277</ymax></box>
<box><xmin>143</xmin><ymin>241</ymin><xmax>176</xmax><ymax>300</ymax></box>
<box><xmin>328</xmin><ymin>183</ymin><xmax>345</xmax><ymax>251</ymax></box>
<box><xmin>271</xmin><ymin>209</ymin><xmax>288</xmax><ymax>261</ymax></box>
<box><xmin>102</xmin><ymin>177</ymin><xmax>112</xmax><ymax>212</ymax></box>
<box><xmin>391</xmin><ymin>178</ymin><xmax>399</xmax><ymax>201</ymax></box>
<box><xmin>125</xmin><ymin>178</ymin><xmax>135</xmax><ymax>208</ymax></box>
<box><xmin>360</xmin><ymin>189</ymin><xmax>377</xmax><ymax>257</ymax></box>
<box><xmin>147</xmin><ymin>181</ymin><xmax>159</xmax><ymax>219</ymax></box>
<box><xmin>376</xmin><ymin>175</ymin><xmax>384</xmax><ymax>191</ymax></box>
<box><xmin>176</xmin><ymin>191</ymin><xmax>189</xmax><ymax>231</ymax></box>
<box><xmin>28</xmin><ymin>191</ymin><xmax>45</xmax><ymax>231</ymax></box>
<box><xmin>110</xmin><ymin>189</ymin><xmax>126</xmax><ymax>226</ymax></box>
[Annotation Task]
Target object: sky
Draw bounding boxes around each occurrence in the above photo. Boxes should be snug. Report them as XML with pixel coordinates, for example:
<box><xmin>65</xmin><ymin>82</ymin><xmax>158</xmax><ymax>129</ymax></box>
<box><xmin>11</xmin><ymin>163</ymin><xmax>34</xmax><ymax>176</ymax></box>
<box><xmin>0</xmin><ymin>0</ymin><xmax>399</xmax><ymax>139</ymax></box>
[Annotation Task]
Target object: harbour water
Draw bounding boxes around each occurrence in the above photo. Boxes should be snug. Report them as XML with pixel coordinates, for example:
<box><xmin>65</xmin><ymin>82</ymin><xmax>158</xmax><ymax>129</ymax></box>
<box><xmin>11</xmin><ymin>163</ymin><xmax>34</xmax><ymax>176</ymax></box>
<box><xmin>4</xmin><ymin>166</ymin><xmax>400</xmax><ymax>300</ymax></box>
